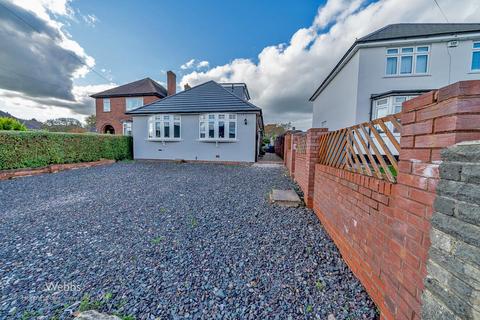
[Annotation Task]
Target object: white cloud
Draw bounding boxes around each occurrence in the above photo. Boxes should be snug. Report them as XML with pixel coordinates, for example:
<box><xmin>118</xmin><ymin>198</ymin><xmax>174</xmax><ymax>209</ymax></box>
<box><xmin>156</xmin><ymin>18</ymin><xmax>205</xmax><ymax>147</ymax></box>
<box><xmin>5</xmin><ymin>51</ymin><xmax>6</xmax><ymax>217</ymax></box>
<box><xmin>181</xmin><ymin>0</ymin><xmax>480</xmax><ymax>130</ymax></box>
<box><xmin>181</xmin><ymin>59</ymin><xmax>210</xmax><ymax>70</ymax></box>
<box><xmin>0</xmin><ymin>0</ymin><xmax>112</xmax><ymax>121</ymax></box>
<box><xmin>0</xmin><ymin>83</ymin><xmax>115</xmax><ymax>122</ymax></box>
<box><xmin>180</xmin><ymin>58</ymin><xmax>196</xmax><ymax>70</ymax></box>
<box><xmin>82</xmin><ymin>13</ymin><xmax>98</xmax><ymax>27</ymax></box>
<box><xmin>197</xmin><ymin>60</ymin><xmax>210</xmax><ymax>68</ymax></box>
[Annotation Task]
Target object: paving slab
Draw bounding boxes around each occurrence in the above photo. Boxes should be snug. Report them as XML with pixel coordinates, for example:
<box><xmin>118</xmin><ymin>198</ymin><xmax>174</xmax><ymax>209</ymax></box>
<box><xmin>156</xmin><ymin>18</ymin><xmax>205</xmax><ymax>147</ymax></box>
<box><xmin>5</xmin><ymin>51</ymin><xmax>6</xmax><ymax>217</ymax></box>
<box><xmin>270</xmin><ymin>189</ymin><xmax>302</xmax><ymax>207</ymax></box>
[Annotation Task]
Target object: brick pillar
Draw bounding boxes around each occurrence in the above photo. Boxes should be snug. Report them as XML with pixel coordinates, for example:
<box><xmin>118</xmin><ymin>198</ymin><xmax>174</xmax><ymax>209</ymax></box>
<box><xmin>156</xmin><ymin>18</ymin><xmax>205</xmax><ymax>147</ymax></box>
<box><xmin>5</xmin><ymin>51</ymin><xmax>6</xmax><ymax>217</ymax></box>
<box><xmin>283</xmin><ymin>132</ymin><xmax>291</xmax><ymax>167</ymax></box>
<box><xmin>290</xmin><ymin>133</ymin><xmax>298</xmax><ymax>178</ymax></box>
<box><xmin>386</xmin><ymin>80</ymin><xmax>480</xmax><ymax>320</ymax></box>
<box><xmin>303</xmin><ymin>128</ymin><xmax>328</xmax><ymax>208</ymax></box>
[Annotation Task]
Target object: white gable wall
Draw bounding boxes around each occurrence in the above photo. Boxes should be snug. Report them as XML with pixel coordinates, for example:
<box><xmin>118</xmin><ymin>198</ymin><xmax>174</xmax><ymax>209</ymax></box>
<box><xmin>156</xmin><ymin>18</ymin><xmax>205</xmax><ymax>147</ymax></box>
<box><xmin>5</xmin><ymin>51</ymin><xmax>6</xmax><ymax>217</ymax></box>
<box><xmin>356</xmin><ymin>38</ymin><xmax>480</xmax><ymax>124</ymax></box>
<box><xmin>312</xmin><ymin>51</ymin><xmax>360</xmax><ymax>130</ymax></box>
<box><xmin>312</xmin><ymin>36</ymin><xmax>480</xmax><ymax>130</ymax></box>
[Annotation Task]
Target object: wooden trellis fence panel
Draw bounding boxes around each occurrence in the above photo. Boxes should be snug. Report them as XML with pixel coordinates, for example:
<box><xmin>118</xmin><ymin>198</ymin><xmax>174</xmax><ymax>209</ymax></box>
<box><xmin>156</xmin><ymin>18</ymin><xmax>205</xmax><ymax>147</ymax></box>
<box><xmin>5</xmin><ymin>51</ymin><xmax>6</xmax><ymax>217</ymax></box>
<box><xmin>317</xmin><ymin>114</ymin><xmax>402</xmax><ymax>183</ymax></box>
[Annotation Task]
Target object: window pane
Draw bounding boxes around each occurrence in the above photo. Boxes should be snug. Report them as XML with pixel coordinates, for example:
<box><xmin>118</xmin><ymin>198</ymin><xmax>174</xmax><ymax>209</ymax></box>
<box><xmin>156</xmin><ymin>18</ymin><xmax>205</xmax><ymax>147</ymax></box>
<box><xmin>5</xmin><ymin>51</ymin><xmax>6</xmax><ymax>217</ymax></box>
<box><xmin>219</xmin><ymin>114</ymin><xmax>225</xmax><ymax>119</ymax></box>
<box><xmin>472</xmin><ymin>51</ymin><xmax>480</xmax><ymax>70</ymax></box>
<box><xmin>208</xmin><ymin>114</ymin><xmax>215</xmax><ymax>120</ymax></box>
<box><xmin>155</xmin><ymin>122</ymin><xmax>161</xmax><ymax>137</ymax></box>
<box><xmin>126</xmin><ymin>97</ymin><xmax>143</xmax><ymax>111</ymax></box>
<box><xmin>402</xmin><ymin>47</ymin><xmax>414</xmax><ymax>53</ymax></box>
<box><xmin>229</xmin><ymin>114</ymin><xmax>236</xmax><ymax>120</ymax></box>
<box><xmin>218</xmin><ymin>121</ymin><xmax>225</xmax><ymax>138</ymax></box>
<box><xmin>386</xmin><ymin>48</ymin><xmax>398</xmax><ymax>54</ymax></box>
<box><xmin>174</xmin><ymin>115</ymin><xmax>180</xmax><ymax>121</ymax></box>
<box><xmin>395</xmin><ymin>96</ymin><xmax>406</xmax><ymax>103</ymax></box>
<box><xmin>386</xmin><ymin>57</ymin><xmax>397</xmax><ymax>75</ymax></box>
<box><xmin>394</xmin><ymin>105</ymin><xmax>403</xmax><ymax>113</ymax></box>
<box><xmin>174</xmin><ymin>122</ymin><xmax>180</xmax><ymax>138</ymax></box>
<box><xmin>123</xmin><ymin>122</ymin><xmax>132</xmax><ymax>136</ymax></box>
<box><xmin>208</xmin><ymin>122</ymin><xmax>215</xmax><ymax>138</ymax></box>
<box><xmin>375</xmin><ymin>106</ymin><xmax>388</xmax><ymax>119</ymax></box>
<box><xmin>417</xmin><ymin>46</ymin><xmax>429</xmax><ymax>52</ymax></box>
<box><xmin>163</xmin><ymin>115</ymin><xmax>170</xmax><ymax>120</ymax></box>
<box><xmin>400</xmin><ymin>56</ymin><xmax>413</xmax><ymax>74</ymax></box>
<box><xmin>164</xmin><ymin>122</ymin><xmax>170</xmax><ymax>138</ymax></box>
<box><xmin>103</xmin><ymin>99</ymin><xmax>110</xmax><ymax>112</ymax></box>
<box><xmin>377</xmin><ymin>98</ymin><xmax>388</xmax><ymax>106</ymax></box>
<box><xmin>415</xmin><ymin>55</ymin><xmax>428</xmax><ymax>73</ymax></box>
<box><xmin>229</xmin><ymin>121</ymin><xmax>235</xmax><ymax>139</ymax></box>
<box><xmin>473</xmin><ymin>42</ymin><xmax>480</xmax><ymax>49</ymax></box>
<box><xmin>200</xmin><ymin>121</ymin><xmax>205</xmax><ymax>138</ymax></box>
<box><xmin>148</xmin><ymin>120</ymin><xmax>153</xmax><ymax>138</ymax></box>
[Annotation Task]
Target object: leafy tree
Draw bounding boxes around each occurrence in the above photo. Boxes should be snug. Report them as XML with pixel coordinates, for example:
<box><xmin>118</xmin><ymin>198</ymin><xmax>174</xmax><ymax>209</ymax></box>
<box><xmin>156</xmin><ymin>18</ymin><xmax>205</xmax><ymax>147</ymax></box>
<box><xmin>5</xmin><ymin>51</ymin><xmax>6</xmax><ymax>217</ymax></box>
<box><xmin>264</xmin><ymin>122</ymin><xmax>292</xmax><ymax>139</ymax></box>
<box><xmin>85</xmin><ymin>114</ymin><xmax>96</xmax><ymax>132</ymax></box>
<box><xmin>0</xmin><ymin>117</ymin><xmax>27</xmax><ymax>131</ymax></box>
<box><xmin>42</xmin><ymin>117</ymin><xmax>85</xmax><ymax>133</ymax></box>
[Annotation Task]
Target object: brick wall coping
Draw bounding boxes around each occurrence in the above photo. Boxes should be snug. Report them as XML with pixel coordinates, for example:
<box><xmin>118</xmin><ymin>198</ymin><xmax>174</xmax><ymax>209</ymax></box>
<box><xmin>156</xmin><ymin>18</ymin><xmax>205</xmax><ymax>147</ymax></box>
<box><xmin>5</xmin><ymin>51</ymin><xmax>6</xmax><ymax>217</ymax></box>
<box><xmin>0</xmin><ymin>159</ymin><xmax>116</xmax><ymax>180</ymax></box>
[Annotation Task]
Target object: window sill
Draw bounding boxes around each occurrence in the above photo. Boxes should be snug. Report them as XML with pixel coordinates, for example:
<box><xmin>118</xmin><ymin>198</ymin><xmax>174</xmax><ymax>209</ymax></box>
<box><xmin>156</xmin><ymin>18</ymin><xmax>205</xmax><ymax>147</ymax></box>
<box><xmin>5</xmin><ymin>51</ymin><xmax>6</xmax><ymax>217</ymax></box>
<box><xmin>468</xmin><ymin>70</ymin><xmax>480</xmax><ymax>74</ymax></box>
<box><xmin>146</xmin><ymin>138</ymin><xmax>183</xmax><ymax>142</ymax></box>
<box><xmin>383</xmin><ymin>74</ymin><xmax>431</xmax><ymax>78</ymax></box>
<box><xmin>197</xmin><ymin>139</ymin><xmax>238</xmax><ymax>143</ymax></box>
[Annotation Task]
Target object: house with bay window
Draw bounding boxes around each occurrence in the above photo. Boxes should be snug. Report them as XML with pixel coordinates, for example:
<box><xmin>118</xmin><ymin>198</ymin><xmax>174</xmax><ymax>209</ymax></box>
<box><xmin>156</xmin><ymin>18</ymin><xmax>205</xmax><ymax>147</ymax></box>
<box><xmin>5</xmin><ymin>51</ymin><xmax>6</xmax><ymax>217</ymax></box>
<box><xmin>126</xmin><ymin>81</ymin><xmax>264</xmax><ymax>163</ymax></box>
<box><xmin>309</xmin><ymin>23</ymin><xmax>480</xmax><ymax>130</ymax></box>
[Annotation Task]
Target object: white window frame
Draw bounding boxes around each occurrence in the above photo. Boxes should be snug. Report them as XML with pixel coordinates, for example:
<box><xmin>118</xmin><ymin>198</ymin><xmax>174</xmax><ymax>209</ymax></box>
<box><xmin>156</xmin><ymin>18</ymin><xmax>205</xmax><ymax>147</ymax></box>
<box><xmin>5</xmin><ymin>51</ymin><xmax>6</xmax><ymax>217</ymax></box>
<box><xmin>103</xmin><ymin>98</ymin><xmax>110</xmax><ymax>112</ymax></box>
<box><xmin>471</xmin><ymin>41</ymin><xmax>480</xmax><ymax>71</ymax></box>
<box><xmin>125</xmin><ymin>97</ymin><xmax>144</xmax><ymax>111</ymax></box>
<box><xmin>147</xmin><ymin>115</ymin><xmax>181</xmax><ymax>140</ymax></box>
<box><xmin>385</xmin><ymin>45</ymin><xmax>430</xmax><ymax>76</ymax></box>
<box><xmin>123</xmin><ymin>121</ymin><xmax>132</xmax><ymax>136</ymax></box>
<box><xmin>199</xmin><ymin>113</ymin><xmax>237</xmax><ymax>141</ymax></box>
<box><xmin>372</xmin><ymin>95</ymin><xmax>416</xmax><ymax>120</ymax></box>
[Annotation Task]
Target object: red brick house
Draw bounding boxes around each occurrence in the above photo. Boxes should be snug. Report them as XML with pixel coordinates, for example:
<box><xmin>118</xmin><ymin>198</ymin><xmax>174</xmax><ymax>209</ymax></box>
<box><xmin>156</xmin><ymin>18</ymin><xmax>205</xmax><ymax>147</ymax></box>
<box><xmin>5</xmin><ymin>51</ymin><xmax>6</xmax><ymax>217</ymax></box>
<box><xmin>91</xmin><ymin>71</ymin><xmax>176</xmax><ymax>135</ymax></box>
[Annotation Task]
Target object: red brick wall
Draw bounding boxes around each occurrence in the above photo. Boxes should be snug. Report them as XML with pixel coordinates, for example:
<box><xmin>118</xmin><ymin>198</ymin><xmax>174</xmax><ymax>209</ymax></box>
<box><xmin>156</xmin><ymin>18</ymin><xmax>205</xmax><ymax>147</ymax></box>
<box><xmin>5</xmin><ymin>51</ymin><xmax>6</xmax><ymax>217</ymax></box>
<box><xmin>283</xmin><ymin>133</ymin><xmax>293</xmax><ymax>174</ymax></box>
<box><xmin>288</xmin><ymin>81</ymin><xmax>480</xmax><ymax>320</ymax></box>
<box><xmin>95</xmin><ymin>95</ymin><xmax>160</xmax><ymax>134</ymax></box>
<box><xmin>293</xmin><ymin>128</ymin><xmax>328</xmax><ymax>207</ymax></box>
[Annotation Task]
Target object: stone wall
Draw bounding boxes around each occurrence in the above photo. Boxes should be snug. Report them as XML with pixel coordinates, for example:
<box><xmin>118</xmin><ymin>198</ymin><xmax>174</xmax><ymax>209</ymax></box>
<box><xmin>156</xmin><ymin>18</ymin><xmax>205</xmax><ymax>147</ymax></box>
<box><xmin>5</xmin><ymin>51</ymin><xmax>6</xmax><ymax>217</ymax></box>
<box><xmin>422</xmin><ymin>141</ymin><xmax>480</xmax><ymax>320</ymax></box>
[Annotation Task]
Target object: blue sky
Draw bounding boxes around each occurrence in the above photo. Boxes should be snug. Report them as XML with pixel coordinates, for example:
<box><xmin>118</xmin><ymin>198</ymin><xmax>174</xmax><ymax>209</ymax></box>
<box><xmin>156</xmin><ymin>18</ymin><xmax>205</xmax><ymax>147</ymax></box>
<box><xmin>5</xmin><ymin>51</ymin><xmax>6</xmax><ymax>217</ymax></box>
<box><xmin>69</xmin><ymin>0</ymin><xmax>322</xmax><ymax>86</ymax></box>
<box><xmin>0</xmin><ymin>0</ymin><xmax>478</xmax><ymax>128</ymax></box>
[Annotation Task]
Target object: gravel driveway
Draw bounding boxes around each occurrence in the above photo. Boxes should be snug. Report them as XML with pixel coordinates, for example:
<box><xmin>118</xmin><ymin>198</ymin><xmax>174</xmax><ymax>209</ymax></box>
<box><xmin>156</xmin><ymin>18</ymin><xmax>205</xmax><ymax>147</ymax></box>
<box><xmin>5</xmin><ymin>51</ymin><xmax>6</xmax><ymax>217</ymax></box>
<box><xmin>0</xmin><ymin>162</ymin><xmax>377</xmax><ymax>319</ymax></box>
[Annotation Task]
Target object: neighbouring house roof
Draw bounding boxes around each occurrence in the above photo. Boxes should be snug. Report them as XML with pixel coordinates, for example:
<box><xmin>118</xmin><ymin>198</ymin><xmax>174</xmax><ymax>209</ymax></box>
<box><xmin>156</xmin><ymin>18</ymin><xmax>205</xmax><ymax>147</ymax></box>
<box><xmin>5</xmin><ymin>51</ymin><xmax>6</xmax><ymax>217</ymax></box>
<box><xmin>309</xmin><ymin>23</ymin><xmax>480</xmax><ymax>101</ymax></box>
<box><xmin>220</xmin><ymin>83</ymin><xmax>251</xmax><ymax>100</ymax></box>
<box><xmin>90</xmin><ymin>78</ymin><xmax>167</xmax><ymax>98</ymax></box>
<box><xmin>126</xmin><ymin>80</ymin><xmax>262</xmax><ymax>115</ymax></box>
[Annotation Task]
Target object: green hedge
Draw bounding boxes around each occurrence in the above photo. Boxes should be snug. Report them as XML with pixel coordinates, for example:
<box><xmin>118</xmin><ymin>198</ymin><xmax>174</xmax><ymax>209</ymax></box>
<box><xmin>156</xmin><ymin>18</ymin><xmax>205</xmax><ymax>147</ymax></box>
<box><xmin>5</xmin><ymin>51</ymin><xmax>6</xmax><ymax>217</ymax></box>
<box><xmin>0</xmin><ymin>131</ymin><xmax>133</xmax><ymax>170</ymax></box>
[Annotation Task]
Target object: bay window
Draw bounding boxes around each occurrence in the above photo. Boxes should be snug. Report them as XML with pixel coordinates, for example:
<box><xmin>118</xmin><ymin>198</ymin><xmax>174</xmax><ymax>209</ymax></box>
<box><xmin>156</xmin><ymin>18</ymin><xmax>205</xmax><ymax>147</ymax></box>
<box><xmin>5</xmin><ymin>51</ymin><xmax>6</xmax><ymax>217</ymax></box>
<box><xmin>385</xmin><ymin>46</ymin><xmax>429</xmax><ymax>76</ymax></box>
<box><xmin>126</xmin><ymin>97</ymin><xmax>144</xmax><ymax>111</ymax></box>
<box><xmin>199</xmin><ymin>113</ymin><xmax>237</xmax><ymax>140</ymax></box>
<box><xmin>373</xmin><ymin>96</ymin><xmax>415</xmax><ymax>120</ymax></box>
<box><xmin>148</xmin><ymin>115</ymin><xmax>181</xmax><ymax>139</ymax></box>
<box><xmin>472</xmin><ymin>42</ymin><xmax>480</xmax><ymax>71</ymax></box>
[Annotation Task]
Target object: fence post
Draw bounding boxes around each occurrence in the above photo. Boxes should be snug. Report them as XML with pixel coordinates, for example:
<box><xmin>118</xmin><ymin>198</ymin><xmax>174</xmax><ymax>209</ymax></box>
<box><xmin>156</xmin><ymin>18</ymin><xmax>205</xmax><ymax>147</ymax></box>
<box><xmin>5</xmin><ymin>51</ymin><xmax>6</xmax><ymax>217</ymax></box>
<box><xmin>387</xmin><ymin>80</ymin><xmax>480</xmax><ymax>319</ymax></box>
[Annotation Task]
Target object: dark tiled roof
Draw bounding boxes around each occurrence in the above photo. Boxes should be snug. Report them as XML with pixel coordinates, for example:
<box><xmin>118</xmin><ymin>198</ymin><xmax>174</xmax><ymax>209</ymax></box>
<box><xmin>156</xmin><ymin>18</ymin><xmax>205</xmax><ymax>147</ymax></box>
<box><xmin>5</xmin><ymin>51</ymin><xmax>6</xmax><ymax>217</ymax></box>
<box><xmin>310</xmin><ymin>23</ymin><xmax>480</xmax><ymax>101</ymax></box>
<box><xmin>358</xmin><ymin>23</ymin><xmax>480</xmax><ymax>43</ymax></box>
<box><xmin>90</xmin><ymin>78</ymin><xmax>167</xmax><ymax>98</ymax></box>
<box><xmin>126</xmin><ymin>81</ymin><xmax>261</xmax><ymax>115</ymax></box>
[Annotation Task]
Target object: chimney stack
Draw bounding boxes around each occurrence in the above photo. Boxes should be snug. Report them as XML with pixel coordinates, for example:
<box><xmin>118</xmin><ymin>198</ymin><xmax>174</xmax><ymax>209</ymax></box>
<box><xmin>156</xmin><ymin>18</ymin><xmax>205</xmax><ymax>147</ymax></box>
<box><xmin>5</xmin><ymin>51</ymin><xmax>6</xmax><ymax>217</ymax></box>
<box><xmin>167</xmin><ymin>71</ymin><xmax>176</xmax><ymax>96</ymax></box>
<box><xmin>184</xmin><ymin>83</ymin><xmax>191</xmax><ymax>90</ymax></box>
